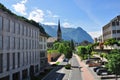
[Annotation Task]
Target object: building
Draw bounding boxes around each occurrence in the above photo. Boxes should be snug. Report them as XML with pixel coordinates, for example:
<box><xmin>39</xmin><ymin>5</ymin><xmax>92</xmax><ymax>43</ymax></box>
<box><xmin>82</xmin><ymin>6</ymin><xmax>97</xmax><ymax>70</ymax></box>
<box><xmin>47</xmin><ymin>20</ymin><xmax>62</xmax><ymax>49</ymax></box>
<box><xmin>102</xmin><ymin>15</ymin><xmax>120</xmax><ymax>41</ymax></box>
<box><xmin>0</xmin><ymin>8</ymin><xmax>47</xmax><ymax>80</ymax></box>
<box><xmin>39</xmin><ymin>33</ymin><xmax>48</xmax><ymax>71</ymax></box>
<box><xmin>47</xmin><ymin>37</ymin><xmax>57</xmax><ymax>49</ymax></box>
<box><xmin>94</xmin><ymin>35</ymin><xmax>102</xmax><ymax>43</ymax></box>
<box><xmin>57</xmin><ymin>20</ymin><xmax>62</xmax><ymax>41</ymax></box>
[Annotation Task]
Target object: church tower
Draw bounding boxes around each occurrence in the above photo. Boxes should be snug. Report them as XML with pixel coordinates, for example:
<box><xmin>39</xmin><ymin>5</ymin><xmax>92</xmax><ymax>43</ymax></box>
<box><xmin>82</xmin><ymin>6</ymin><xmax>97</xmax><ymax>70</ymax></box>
<box><xmin>57</xmin><ymin>20</ymin><xmax>62</xmax><ymax>41</ymax></box>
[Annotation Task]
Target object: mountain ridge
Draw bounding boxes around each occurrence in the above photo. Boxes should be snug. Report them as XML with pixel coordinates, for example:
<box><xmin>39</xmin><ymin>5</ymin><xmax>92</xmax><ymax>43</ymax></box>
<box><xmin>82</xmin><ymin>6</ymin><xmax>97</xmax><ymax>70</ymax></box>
<box><xmin>42</xmin><ymin>24</ymin><xmax>93</xmax><ymax>43</ymax></box>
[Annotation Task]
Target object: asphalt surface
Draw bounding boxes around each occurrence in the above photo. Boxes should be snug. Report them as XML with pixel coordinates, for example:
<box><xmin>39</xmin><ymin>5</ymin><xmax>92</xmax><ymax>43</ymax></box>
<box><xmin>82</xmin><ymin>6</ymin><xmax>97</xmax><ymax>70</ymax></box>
<box><xmin>69</xmin><ymin>55</ymin><xmax>82</xmax><ymax>80</ymax></box>
<box><xmin>42</xmin><ymin>55</ymin><xmax>82</xmax><ymax>80</ymax></box>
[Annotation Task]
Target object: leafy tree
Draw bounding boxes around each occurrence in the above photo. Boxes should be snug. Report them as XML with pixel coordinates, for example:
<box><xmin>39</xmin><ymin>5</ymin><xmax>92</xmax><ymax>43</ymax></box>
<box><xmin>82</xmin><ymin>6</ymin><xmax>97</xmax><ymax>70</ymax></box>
<box><xmin>58</xmin><ymin>43</ymin><xmax>65</xmax><ymax>54</ymax></box>
<box><xmin>53</xmin><ymin>42</ymin><xmax>60</xmax><ymax>50</ymax></box>
<box><xmin>77</xmin><ymin>46</ymin><xmax>87</xmax><ymax>60</ymax></box>
<box><xmin>64</xmin><ymin>46</ymin><xmax>72</xmax><ymax>59</ymax></box>
<box><xmin>70</xmin><ymin>39</ymin><xmax>75</xmax><ymax>51</ymax></box>
<box><xmin>86</xmin><ymin>45</ymin><xmax>93</xmax><ymax>59</ymax></box>
<box><xmin>104</xmin><ymin>38</ymin><xmax>118</xmax><ymax>49</ymax></box>
<box><xmin>92</xmin><ymin>42</ymin><xmax>99</xmax><ymax>49</ymax></box>
<box><xmin>106</xmin><ymin>53</ymin><xmax>120</xmax><ymax>80</ymax></box>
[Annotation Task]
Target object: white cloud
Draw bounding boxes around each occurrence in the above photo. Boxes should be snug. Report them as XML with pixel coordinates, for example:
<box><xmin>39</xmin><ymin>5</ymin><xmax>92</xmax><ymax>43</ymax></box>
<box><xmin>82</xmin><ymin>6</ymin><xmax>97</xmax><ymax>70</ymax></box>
<box><xmin>43</xmin><ymin>22</ymin><xmax>57</xmax><ymax>25</ymax></box>
<box><xmin>53</xmin><ymin>15</ymin><xmax>59</xmax><ymax>18</ymax></box>
<box><xmin>28</xmin><ymin>9</ymin><xmax>44</xmax><ymax>22</ymax></box>
<box><xmin>12</xmin><ymin>0</ymin><xmax>27</xmax><ymax>15</ymax></box>
<box><xmin>88</xmin><ymin>31</ymin><xmax>102</xmax><ymax>39</ymax></box>
<box><xmin>46</xmin><ymin>10</ymin><xmax>59</xmax><ymax>18</ymax></box>
<box><xmin>21</xmin><ymin>0</ymin><xmax>27</xmax><ymax>4</ymax></box>
<box><xmin>62</xmin><ymin>22</ymin><xmax>73</xmax><ymax>28</ymax></box>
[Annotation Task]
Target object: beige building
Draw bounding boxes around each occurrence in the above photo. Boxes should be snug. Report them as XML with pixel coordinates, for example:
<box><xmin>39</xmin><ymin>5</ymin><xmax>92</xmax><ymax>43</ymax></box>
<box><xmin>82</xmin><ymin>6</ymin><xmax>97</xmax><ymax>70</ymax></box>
<box><xmin>47</xmin><ymin>37</ymin><xmax>57</xmax><ymax>49</ymax></box>
<box><xmin>0</xmin><ymin>8</ymin><xmax>47</xmax><ymax>80</ymax></box>
<box><xmin>103</xmin><ymin>15</ymin><xmax>120</xmax><ymax>41</ymax></box>
<box><xmin>39</xmin><ymin>33</ymin><xmax>48</xmax><ymax>71</ymax></box>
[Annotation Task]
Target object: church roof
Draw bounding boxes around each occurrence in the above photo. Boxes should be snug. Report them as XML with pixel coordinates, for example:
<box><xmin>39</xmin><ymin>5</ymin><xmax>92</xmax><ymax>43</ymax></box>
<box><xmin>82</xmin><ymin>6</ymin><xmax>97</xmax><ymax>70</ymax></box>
<box><xmin>47</xmin><ymin>37</ymin><xmax>57</xmax><ymax>43</ymax></box>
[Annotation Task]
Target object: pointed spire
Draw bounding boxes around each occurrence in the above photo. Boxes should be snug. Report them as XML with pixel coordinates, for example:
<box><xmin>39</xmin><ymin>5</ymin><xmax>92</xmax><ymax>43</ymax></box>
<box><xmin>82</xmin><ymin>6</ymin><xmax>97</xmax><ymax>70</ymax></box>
<box><xmin>57</xmin><ymin>19</ymin><xmax>62</xmax><ymax>41</ymax></box>
<box><xmin>58</xmin><ymin>19</ymin><xmax>61</xmax><ymax>32</ymax></box>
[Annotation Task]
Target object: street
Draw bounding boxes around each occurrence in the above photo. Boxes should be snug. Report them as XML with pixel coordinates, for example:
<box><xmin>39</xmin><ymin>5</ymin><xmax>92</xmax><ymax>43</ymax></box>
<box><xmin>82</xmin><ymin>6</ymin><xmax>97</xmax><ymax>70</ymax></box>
<box><xmin>42</xmin><ymin>55</ymin><xmax>82</xmax><ymax>80</ymax></box>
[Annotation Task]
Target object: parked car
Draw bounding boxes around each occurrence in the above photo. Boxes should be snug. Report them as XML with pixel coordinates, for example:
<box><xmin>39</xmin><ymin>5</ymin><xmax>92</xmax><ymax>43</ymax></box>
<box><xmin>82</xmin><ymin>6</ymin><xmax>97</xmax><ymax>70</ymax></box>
<box><xmin>63</xmin><ymin>58</ymin><xmax>68</xmax><ymax>62</ymax></box>
<box><xmin>86</xmin><ymin>60</ymin><xmax>91</xmax><ymax>64</ymax></box>
<box><xmin>88</xmin><ymin>62</ymin><xmax>101</xmax><ymax>67</ymax></box>
<box><xmin>96</xmin><ymin>68</ymin><xmax>110</xmax><ymax>75</ymax></box>
<box><xmin>93</xmin><ymin>66</ymin><xmax>104</xmax><ymax>72</ymax></box>
<box><xmin>100</xmin><ymin>61</ymin><xmax>108</xmax><ymax>65</ymax></box>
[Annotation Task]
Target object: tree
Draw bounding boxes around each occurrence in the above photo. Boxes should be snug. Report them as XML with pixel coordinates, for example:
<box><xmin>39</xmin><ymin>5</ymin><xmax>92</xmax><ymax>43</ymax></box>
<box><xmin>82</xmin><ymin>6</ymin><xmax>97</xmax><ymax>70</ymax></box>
<box><xmin>64</xmin><ymin>46</ymin><xmax>72</xmax><ymax>60</ymax></box>
<box><xmin>77</xmin><ymin>46</ymin><xmax>87</xmax><ymax>60</ymax></box>
<box><xmin>58</xmin><ymin>43</ymin><xmax>65</xmax><ymax>54</ymax></box>
<box><xmin>70</xmin><ymin>39</ymin><xmax>75</xmax><ymax>51</ymax></box>
<box><xmin>106</xmin><ymin>52</ymin><xmax>120</xmax><ymax>80</ymax></box>
<box><xmin>86</xmin><ymin>45</ymin><xmax>93</xmax><ymax>59</ymax></box>
<box><xmin>104</xmin><ymin>38</ymin><xmax>117</xmax><ymax>49</ymax></box>
<box><xmin>53</xmin><ymin>42</ymin><xmax>60</xmax><ymax>50</ymax></box>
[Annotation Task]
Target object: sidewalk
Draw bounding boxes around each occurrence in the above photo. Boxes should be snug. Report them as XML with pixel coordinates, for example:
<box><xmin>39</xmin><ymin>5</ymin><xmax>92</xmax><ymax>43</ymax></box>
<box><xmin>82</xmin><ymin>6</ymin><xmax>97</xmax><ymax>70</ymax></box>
<box><xmin>49</xmin><ymin>54</ymin><xmax>64</xmax><ymax>65</ymax></box>
<box><xmin>75</xmin><ymin>54</ymin><xmax>95</xmax><ymax>80</ymax></box>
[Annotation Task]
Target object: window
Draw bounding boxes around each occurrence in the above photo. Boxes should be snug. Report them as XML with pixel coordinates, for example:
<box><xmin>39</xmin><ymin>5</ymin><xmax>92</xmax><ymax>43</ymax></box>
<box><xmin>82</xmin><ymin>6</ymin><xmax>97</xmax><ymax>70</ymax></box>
<box><xmin>10</xmin><ymin>20</ymin><xmax>15</xmax><ymax>33</ymax></box>
<box><xmin>29</xmin><ymin>52</ymin><xmax>31</xmax><ymax>64</ymax></box>
<box><xmin>116</xmin><ymin>21</ymin><xmax>119</xmax><ymax>26</ymax></box>
<box><xmin>26</xmin><ymin>27</ymin><xmax>28</xmax><ymax>36</ymax></box>
<box><xmin>0</xmin><ymin>16</ymin><xmax>3</xmax><ymax>31</ymax></box>
<box><xmin>13</xmin><ymin>37</ymin><xmax>15</xmax><ymax>49</ymax></box>
<box><xmin>13</xmin><ymin>53</ymin><xmax>15</xmax><ymax>69</ymax></box>
<box><xmin>3</xmin><ymin>18</ymin><xmax>10</xmax><ymax>32</ymax></box>
<box><xmin>117</xmin><ymin>30</ymin><xmax>120</xmax><ymax>33</ymax></box>
<box><xmin>26</xmin><ymin>39</ymin><xmax>27</xmax><ymax>49</ymax></box>
<box><xmin>23</xmin><ymin>52</ymin><xmax>24</xmax><ymax>66</ymax></box>
<box><xmin>24</xmin><ymin>26</ymin><xmax>26</xmax><ymax>36</ymax></box>
<box><xmin>20</xmin><ymin>24</ymin><xmax>22</xmax><ymax>35</ymax></box>
<box><xmin>18</xmin><ymin>38</ymin><xmax>20</xmax><ymax>49</ymax></box>
<box><xmin>0</xmin><ymin>36</ymin><xmax>3</xmax><ymax>49</ymax></box>
<box><xmin>112</xmin><ymin>21</ymin><xmax>115</xmax><ymax>26</ymax></box>
<box><xmin>22</xmin><ymin>39</ymin><xmax>24</xmax><ymax>49</ymax></box>
<box><xmin>112</xmin><ymin>30</ymin><xmax>116</xmax><ymax>34</ymax></box>
<box><xmin>24</xmin><ymin>39</ymin><xmax>26</xmax><ymax>49</ymax></box>
<box><xmin>26</xmin><ymin>52</ymin><xmax>28</xmax><ymax>64</ymax></box>
<box><xmin>7</xmin><ymin>53</ymin><xmax>10</xmax><ymax>71</ymax></box>
<box><xmin>11</xmin><ymin>37</ymin><xmax>15</xmax><ymax>49</ymax></box>
<box><xmin>18</xmin><ymin>23</ymin><xmax>20</xmax><ymax>34</ymax></box>
<box><xmin>22</xmin><ymin>26</ymin><xmax>24</xmax><ymax>35</ymax></box>
<box><xmin>40</xmin><ymin>51</ymin><xmax>45</xmax><ymax>57</ymax></box>
<box><xmin>5</xmin><ymin>36</ymin><xmax>10</xmax><ymax>50</ymax></box>
<box><xmin>18</xmin><ymin>53</ymin><xmax>20</xmax><ymax>67</ymax></box>
<box><xmin>0</xmin><ymin>54</ymin><xmax>3</xmax><ymax>73</ymax></box>
<box><xmin>15</xmin><ymin>38</ymin><xmax>18</xmax><ymax>49</ymax></box>
<box><xmin>15</xmin><ymin>23</ymin><xmax>19</xmax><ymax>34</ymax></box>
<box><xmin>29</xmin><ymin>39</ymin><xmax>30</xmax><ymax>49</ymax></box>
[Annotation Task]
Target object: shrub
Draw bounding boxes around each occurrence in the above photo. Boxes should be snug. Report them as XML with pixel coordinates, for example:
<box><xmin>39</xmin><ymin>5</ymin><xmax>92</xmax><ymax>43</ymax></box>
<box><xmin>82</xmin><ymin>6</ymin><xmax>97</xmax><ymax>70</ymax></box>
<box><xmin>56</xmin><ymin>62</ymin><xmax>60</xmax><ymax>65</ymax></box>
<box><xmin>65</xmin><ymin>64</ymin><xmax>71</xmax><ymax>69</ymax></box>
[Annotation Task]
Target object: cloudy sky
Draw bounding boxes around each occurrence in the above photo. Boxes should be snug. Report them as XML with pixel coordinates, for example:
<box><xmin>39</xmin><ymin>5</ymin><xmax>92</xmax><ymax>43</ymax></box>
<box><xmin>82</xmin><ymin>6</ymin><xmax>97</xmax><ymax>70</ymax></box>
<box><xmin>1</xmin><ymin>0</ymin><xmax>120</xmax><ymax>38</ymax></box>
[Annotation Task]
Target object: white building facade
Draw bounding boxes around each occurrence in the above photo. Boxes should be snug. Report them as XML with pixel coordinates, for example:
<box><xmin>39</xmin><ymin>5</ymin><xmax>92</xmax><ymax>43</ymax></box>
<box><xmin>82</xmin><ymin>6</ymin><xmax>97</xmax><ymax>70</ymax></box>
<box><xmin>0</xmin><ymin>9</ymin><xmax>42</xmax><ymax>80</ymax></box>
<box><xmin>103</xmin><ymin>15</ymin><xmax>120</xmax><ymax>41</ymax></box>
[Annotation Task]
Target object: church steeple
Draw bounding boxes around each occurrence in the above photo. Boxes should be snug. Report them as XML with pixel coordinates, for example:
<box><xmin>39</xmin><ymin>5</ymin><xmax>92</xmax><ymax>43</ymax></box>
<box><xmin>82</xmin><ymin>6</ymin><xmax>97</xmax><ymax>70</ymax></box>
<box><xmin>57</xmin><ymin>20</ymin><xmax>62</xmax><ymax>41</ymax></box>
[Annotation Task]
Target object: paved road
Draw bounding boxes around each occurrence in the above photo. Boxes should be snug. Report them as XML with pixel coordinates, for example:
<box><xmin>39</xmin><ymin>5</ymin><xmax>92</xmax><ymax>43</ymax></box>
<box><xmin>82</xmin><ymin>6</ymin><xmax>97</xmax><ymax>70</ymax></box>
<box><xmin>42</xmin><ymin>61</ymin><xmax>67</xmax><ymax>80</ymax></box>
<box><xmin>42</xmin><ymin>55</ymin><xmax>82</xmax><ymax>80</ymax></box>
<box><xmin>69</xmin><ymin>55</ymin><xmax>82</xmax><ymax>80</ymax></box>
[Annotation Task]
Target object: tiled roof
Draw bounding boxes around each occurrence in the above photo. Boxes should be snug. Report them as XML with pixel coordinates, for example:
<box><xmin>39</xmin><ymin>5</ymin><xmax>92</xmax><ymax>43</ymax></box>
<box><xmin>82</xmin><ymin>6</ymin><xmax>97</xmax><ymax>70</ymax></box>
<box><xmin>47</xmin><ymin>37</ymin><xmax>57</xmax><ymax>43</ymax></box>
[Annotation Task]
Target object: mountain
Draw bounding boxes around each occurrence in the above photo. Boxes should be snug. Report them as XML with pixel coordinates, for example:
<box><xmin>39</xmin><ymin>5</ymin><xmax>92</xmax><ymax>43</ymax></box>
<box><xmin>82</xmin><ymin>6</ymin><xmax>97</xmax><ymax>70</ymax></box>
<box><xmin>42</xmin><ymin>24</ymin><xmax>93</xmax><ymax>43</ymax></box>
